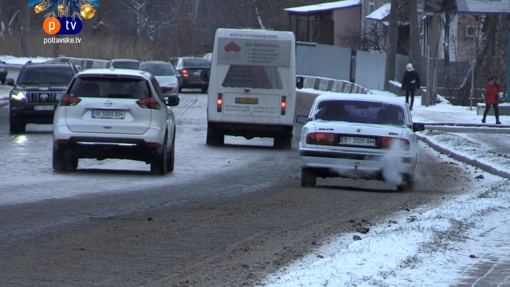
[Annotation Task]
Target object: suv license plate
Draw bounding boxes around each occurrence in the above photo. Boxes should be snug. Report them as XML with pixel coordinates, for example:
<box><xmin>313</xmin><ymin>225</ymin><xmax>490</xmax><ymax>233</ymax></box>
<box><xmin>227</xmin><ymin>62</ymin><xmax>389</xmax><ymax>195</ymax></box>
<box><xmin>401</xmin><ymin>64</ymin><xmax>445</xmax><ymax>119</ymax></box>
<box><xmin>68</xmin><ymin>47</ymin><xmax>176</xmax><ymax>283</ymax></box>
<box><xmin>92</xmin><ymin>110</ymin><xmax>125</xmax><ymax>119</ymax></box>
<box><xmin>34</xmin><ymin>105</ymin><xmax>55</xmax><ymax>111</ymax></box>
<box><xmin>340</xmin><ymin>136</ymin><xmax>376</xmax><ymax>146</ymax></box>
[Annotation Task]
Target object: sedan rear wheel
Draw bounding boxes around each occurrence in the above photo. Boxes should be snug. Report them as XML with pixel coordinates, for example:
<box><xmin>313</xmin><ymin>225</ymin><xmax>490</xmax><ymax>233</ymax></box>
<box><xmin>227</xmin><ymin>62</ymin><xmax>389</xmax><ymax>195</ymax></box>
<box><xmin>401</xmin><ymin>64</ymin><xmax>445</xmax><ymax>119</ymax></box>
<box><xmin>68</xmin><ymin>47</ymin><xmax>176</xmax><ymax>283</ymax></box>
<box><xmin>301</xmin><ymin>168</ymin><xmax>316</xmax><ymax>188</ymax></box>
<box><xmin>397</xmin><ymin>174</ymin><xmax>414</xmax><ymax>192</ymax></box>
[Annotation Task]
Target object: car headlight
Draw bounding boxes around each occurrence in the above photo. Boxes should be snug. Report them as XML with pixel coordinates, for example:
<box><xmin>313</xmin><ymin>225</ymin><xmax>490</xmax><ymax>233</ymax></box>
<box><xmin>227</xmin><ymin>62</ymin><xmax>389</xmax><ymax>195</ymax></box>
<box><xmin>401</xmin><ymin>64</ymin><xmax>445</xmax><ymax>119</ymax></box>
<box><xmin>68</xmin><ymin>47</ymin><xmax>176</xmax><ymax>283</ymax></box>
<box><xmin>10</xmin><ymin>91</ymin><xmax>26</xmax><ymax>101</ymax></box>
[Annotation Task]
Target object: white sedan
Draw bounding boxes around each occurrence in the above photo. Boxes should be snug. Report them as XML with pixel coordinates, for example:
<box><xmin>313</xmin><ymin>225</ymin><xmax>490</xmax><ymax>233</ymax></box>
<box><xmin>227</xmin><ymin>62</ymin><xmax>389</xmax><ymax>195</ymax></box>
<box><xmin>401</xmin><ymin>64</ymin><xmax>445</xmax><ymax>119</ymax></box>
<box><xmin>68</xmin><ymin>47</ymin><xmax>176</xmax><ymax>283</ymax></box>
<box><xmin>296</xmin><ymin>92</ymin><xmax>425</xmax><ymax>191</ymax></box>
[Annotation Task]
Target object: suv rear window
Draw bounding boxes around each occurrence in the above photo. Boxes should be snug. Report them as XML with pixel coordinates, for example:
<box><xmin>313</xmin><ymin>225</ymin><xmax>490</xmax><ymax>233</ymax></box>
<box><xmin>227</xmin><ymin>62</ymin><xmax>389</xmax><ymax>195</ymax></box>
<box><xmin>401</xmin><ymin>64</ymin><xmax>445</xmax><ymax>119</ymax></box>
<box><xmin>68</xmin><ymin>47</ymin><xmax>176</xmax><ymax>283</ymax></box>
<box><xmin>111</xmin><ymin>61</ymin><xmax>140</xmax><ymax>70</ymax></box>
<box><xmin>182</xmin><ymin>59</ymin><xmax>211</xmax><ymax>67</ymax></box>
<box><xmin>70</xmin><ymin>77</ymin><xmax>150</xmax><ymax>99</ymax></box>
<box><xmin>140</xmin><ymin>63</ymin><xmax>175</xmax><ymax>76</ymax></box>
<box><xmin>18</xmin><ymin>66</ymin><xmax>75</xmax><ymax>85</ymax></box>
<box><xmin>315</xmin><ymin>100</ymin><xmax>405</xmax><ymax>125</ymax></box>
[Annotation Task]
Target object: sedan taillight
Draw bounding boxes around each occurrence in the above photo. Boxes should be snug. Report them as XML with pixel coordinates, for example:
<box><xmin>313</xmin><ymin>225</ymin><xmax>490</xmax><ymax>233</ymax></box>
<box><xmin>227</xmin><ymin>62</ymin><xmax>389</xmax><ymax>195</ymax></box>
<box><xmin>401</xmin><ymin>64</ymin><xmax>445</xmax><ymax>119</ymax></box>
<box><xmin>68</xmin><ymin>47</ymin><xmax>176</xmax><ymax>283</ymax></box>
<box><xmin>306</xmin><ymin>133</ymin><xmax>335</xmax><ymax>145</ymax></box>
<box><xmin>381</xmin><ymin>137</ymin><xmax>410</xmax><ymax>151</ymax></box>
<box><xmin>60</xmin><ymin>93</ymin><xmax>81</xmax><ymax>106</ymax></box>
<box><xmin>136</xmin><ymin>97</ymin><xmax>160</xmax><ymax>109</ymax></box>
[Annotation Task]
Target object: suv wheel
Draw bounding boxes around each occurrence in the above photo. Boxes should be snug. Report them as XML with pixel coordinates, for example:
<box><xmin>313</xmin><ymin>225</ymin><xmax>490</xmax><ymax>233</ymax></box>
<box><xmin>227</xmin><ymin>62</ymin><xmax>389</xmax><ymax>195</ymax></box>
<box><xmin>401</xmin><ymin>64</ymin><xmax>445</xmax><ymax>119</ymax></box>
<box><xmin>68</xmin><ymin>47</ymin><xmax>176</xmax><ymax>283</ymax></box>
<box><xmin>9</xmin><ymin>118</ymin><xmax>25</xmax><ymax>134</ymax></box>
<box><xmin>301</xmin><ymin>168</ymin><xmax>316</xmax><ymax>188</ymax></box>
<box><xmin>53</xmin><ymin>146</ymin><xmax>78</xmax><ymax>172</ymax></box>
<box><xmin>151</xmin><ymin>138</ymin><xmax>168</xmax><ymax>175</ymax></box>
<box><xmin>166</xmin><ymin>135</ymin><xmax>175</xmax><ymax>173</ymax></box>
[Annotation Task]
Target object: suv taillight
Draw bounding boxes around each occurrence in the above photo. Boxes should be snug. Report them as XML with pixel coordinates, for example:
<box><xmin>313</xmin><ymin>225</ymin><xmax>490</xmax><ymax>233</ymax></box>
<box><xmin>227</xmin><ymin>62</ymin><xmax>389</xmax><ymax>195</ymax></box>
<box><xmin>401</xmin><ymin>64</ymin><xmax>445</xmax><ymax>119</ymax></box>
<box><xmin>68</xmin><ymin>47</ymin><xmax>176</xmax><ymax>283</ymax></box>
<box><xmin>60</xmin><ymin>93</ymin><xmax>81</xmax><ymax>106</ymax></box>
<box><xmin>182</xmin><ymin>69</ymin><xmax>189</xmax><ymax>78</ymax></box>
<box><xmin>136</xmin><ymin>97</ymin><xmax>160</xmax><ymax>109</ymax></box>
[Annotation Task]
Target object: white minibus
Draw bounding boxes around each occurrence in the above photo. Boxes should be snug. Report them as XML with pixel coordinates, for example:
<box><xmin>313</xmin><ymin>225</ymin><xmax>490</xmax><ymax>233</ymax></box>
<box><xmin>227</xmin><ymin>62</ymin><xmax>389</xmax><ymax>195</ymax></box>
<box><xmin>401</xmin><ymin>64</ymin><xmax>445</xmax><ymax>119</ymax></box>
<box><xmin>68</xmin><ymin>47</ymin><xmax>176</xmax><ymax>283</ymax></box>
<box><xmin>206</xmin><ymin>28</ymin><xmax>302</xmax><ymax>149</ymax></box>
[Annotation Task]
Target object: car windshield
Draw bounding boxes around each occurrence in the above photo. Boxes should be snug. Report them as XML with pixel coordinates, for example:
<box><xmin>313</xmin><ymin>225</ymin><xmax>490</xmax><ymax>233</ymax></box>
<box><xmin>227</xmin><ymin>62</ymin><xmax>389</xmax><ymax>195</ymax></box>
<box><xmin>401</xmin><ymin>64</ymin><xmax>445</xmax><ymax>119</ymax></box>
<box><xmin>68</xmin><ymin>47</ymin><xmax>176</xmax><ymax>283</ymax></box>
<box><xmin>140</xmin><ymin>63</ymin><xmax>175</xmax><ymax>76</ymax></box>
<box><xmin>18</xmin><ymin>67</ymin><xmax>74</xmax><ymax>85</ymax></box>
<box><xmin>70</xmin><ymin>76</ymin><xmax>150</xmax><ymax>99</ymax></box>
<box><xmin>314</xmin><ymin>100</ymin><xmax>405</xmax><ymax>126</ymax></box>
<box><xmin>222</xmin><ymin>65</ymin><xmax>283</xmax><ymax>89</ymax></box>
<box><xmin>182</xmin><ymin>58</ymin><xmax>211</xmax><ymax>68</ymax></box>
<box><xmin>111</xmin><ymin>61</ymin><xmax>140</xmax><ymax>70</ymax></box>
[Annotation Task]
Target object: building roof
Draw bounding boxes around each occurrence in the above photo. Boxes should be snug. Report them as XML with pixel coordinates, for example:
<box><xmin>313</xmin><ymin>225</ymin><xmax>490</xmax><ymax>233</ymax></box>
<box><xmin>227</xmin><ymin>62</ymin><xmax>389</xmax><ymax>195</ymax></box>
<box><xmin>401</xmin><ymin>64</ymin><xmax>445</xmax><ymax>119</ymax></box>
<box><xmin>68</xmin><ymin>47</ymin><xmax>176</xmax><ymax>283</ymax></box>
<box><xmin>284</xmin><ymin>0</ymin><xmax>361</xmax><ymax>15</ymax></box>
<box><xmin>365</xmin><ymin>2</ymin><xmax>391</xmax><ymax>21</ymax></box>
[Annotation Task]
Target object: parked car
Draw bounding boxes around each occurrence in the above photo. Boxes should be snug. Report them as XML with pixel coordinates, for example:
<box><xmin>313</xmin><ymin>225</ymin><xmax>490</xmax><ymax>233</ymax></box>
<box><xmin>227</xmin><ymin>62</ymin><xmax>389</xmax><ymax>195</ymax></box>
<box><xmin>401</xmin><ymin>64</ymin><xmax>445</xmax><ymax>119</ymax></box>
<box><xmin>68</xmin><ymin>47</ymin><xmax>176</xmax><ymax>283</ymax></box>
<box><xmin>174</xmin><ymin>57</ymin><xmax>211</xmax><ymax>93</ymax></box>
<box><xmin>296</xmin><ymin>92</ymin><xmax>425</xmax><ymax>192</ymax></box>
<box><xmin>108</xmin><ymin>59</ymin><xmax>141</xmax><ymax>70</ymax></box>
<box><xmin>52</xmin><ymin>68</ymin><xmax>177</xmax><ymax>175</ymax></box>
<box><xmin>7</xmin><ymin>61</ymin><xmax>79</xmax><ymax>133</ymax></box>
<box><xmin>0</xmin><ymin>61</ymin><xmax>7</xmax><ymax>84</ymax></box>
<box><xmin>139</xmin><ymin>60</ymin><xmax>179</xmax><ymax>106</ymax></box>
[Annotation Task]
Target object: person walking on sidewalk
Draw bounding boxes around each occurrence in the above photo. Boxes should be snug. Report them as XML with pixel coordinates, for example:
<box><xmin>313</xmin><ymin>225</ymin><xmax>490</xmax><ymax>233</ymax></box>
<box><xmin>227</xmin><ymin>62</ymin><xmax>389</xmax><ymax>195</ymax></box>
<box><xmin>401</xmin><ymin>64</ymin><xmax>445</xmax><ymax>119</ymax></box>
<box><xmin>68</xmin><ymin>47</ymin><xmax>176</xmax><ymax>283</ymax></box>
<box><xmin>482</xmin><ymin>74</ymin><xmax>502</xmax><ymax>124</ymax></box>
<box><xmin>402</xmin><ymin>63</ymin><xmax>421</xmax><ymax>110</ymax></box>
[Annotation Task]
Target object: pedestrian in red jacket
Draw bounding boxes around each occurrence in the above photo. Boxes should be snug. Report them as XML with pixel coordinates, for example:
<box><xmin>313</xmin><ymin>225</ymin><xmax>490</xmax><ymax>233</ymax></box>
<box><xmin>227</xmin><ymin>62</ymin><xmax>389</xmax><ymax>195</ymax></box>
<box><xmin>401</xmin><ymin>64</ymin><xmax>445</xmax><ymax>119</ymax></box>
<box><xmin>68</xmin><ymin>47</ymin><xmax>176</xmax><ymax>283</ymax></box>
<box><xmin>482</xmin><ymin>74</ymin><xmax>502</xmax><ymax>124</ymax></box>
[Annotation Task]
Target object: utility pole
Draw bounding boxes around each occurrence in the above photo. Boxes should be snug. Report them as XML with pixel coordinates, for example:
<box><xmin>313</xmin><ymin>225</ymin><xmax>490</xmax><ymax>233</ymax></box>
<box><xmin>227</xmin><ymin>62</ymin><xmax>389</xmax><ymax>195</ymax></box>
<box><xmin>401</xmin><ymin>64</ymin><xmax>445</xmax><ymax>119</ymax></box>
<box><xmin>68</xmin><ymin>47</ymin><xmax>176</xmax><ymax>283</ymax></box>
<box><xmin>425</xmin><ymin>13</ymin><xmax>439</xmax><ymax>106</ymax></box>
<box><xmin>384</xmin><ymin>0</ymin><xmax>399</xmax><ymax>91</ymax></box>
<box><xmin>21</xmin><ymin>5</ymin><xmax>31</xmax><ymax>57</ymax></box>
<box><xmin>470</xmin><ymin>14</ymin><xmax>479</xmax><ymax>110</ymax></box>
<box><xmin>408</xmin><ymin>0</ymin><xmax>421</xmax><ymax>75</ymax></box>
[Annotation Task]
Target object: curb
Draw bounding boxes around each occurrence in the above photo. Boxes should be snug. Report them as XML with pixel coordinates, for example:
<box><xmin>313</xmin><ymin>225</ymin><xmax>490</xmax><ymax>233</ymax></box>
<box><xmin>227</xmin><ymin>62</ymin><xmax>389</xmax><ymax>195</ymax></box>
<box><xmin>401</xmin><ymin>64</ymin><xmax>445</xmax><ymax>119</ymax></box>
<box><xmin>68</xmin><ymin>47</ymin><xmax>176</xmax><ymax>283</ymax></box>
<box><xmin>417</xmin><ymin>134</ymin><xmax>510</xmax><ymax>179</ymax></box>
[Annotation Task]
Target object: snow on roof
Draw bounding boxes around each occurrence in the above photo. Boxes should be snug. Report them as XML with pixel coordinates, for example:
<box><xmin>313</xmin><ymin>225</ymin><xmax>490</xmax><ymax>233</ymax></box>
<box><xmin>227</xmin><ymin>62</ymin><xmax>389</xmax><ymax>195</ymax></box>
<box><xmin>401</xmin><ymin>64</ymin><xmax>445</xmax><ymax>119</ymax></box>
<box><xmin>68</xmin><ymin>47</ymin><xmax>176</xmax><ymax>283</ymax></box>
<box><xmin>365</xmin><ymin>2</ymin><xmax>391</xmax><ymax>21</ymax></box>
<box><xmin>285</xmin><ymin>0</ymin><xmax>361</xmax><ymax>14</ymax></box>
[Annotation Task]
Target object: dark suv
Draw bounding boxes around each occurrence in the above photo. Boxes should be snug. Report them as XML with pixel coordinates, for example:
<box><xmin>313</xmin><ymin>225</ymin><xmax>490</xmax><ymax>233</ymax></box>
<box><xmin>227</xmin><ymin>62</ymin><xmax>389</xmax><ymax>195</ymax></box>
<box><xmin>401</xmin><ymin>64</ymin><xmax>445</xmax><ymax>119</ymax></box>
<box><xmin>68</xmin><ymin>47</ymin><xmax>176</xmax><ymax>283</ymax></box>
<box><xmin>7</xmin><ymin>61</ymin><xmax>79</xmax><ymax>133</ymax></box>
<box><xmin>175</xmin><ymin>57</ymin><xmax>211</xmax><ymax>93</ymax></box>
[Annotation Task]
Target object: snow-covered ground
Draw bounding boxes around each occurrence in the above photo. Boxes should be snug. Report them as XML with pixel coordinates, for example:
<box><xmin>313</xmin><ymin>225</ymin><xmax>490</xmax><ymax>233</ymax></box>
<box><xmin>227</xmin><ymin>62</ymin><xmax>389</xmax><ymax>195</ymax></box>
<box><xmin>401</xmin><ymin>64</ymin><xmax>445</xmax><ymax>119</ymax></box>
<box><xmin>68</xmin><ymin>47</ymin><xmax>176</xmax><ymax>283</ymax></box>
<box><xmin>262</xmin><ymin>92</ymin><xmax>510</xmax><ymax>286</ymax></box>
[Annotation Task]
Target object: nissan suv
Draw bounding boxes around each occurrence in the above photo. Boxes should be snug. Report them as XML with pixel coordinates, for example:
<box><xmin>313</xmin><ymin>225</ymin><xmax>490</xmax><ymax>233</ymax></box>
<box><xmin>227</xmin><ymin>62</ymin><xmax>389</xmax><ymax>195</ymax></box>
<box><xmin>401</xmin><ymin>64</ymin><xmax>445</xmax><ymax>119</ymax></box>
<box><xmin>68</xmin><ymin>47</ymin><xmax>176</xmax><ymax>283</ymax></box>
<box><xmin>7</xmin><ymin>61</ymin><xmax>79</xmax><ymax>133</ymax></box>
<box><xmin>52</xmin><ymin>68</ymin><xmax>177</xmax><ymax>175</ymax></box>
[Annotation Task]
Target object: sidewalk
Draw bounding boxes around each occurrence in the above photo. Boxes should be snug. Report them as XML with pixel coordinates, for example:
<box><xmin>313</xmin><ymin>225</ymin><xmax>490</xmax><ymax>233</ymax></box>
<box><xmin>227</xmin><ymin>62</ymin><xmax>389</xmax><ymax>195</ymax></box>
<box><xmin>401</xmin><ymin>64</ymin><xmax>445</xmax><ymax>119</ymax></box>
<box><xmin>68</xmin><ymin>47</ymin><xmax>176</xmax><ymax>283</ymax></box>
<box><xmin>411</xmin><ymin>95</ymin><xmax>510</xmax><ymax>287</ymax></box>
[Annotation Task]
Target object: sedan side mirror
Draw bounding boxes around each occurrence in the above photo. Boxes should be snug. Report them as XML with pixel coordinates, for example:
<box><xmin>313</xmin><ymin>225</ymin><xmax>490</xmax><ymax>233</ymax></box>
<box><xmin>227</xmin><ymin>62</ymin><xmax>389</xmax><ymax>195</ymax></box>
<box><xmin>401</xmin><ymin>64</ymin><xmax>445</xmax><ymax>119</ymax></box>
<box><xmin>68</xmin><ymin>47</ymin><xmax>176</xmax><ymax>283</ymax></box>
<box><xmin>296</xmin><ymin>76</ymin><xmax>304</xmax><ymax>89</ymax></box>
<box><xmin>6</xmin><ymin>78</ymin><xmax>14</xmax><ymax>86</ymax></box>
<box><xmin>413</xmin><ymin>122</ymin><xmax>425</xmax><ymax>132</ymax></box>
<box><xmin>296</xmin><ymin>115</ymin><xmax>309</xmax><ymax>124</ymax></box>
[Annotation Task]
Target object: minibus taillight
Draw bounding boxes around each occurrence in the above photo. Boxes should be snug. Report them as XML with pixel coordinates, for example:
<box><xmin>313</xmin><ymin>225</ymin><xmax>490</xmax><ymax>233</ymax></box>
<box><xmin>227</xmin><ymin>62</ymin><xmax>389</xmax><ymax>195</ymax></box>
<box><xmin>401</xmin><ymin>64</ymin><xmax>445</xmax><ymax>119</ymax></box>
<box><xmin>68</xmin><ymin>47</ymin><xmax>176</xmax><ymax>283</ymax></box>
<box><xmin>281</xmin><ymin>96</ymin><xmax>287</xmax><ymax>115</ymax></box>
<box><xmin>217</xmin><ymin>93</ymin><xmax>223</xmax><ymax>112</ymax></box>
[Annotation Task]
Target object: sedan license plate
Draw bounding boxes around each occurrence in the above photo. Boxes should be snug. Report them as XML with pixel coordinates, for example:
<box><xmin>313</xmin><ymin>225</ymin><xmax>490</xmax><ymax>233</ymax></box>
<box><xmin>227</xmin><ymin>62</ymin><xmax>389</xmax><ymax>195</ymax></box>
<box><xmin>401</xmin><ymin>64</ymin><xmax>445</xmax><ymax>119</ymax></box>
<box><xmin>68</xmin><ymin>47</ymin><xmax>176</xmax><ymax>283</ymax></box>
<box><xmin>340</xmin><ymin>136</ymin><xmax>376</xmax><ymax>146</ymax></box>
<box><xmin>34</xmin><ymin>105</ymin><xmax>54</xmax><ymax>111</ymax></box>
<box><xmin>92</xmin><ymin>110</ymin><xmax>125</xmax><ymax>119</ymax></box>
<box><xmin>235</xmin><ymin>97</ymin><xmax>259</xmax><ymax>104</ymax></box>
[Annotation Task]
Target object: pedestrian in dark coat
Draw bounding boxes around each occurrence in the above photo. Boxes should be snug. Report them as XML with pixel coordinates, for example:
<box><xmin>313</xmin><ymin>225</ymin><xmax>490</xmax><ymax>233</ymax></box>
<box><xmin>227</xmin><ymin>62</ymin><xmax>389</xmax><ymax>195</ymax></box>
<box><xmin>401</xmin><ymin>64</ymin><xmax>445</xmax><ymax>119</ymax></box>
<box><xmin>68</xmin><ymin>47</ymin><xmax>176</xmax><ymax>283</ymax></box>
<box><xmin>482</xmin><ymin>74</ymin><xmax>502</xmax><ymax>124</ymax></box>
<box><xmin>401</xmin><ymin>63</ymin><xmax>421</xmax><ymax>110</ymax></box>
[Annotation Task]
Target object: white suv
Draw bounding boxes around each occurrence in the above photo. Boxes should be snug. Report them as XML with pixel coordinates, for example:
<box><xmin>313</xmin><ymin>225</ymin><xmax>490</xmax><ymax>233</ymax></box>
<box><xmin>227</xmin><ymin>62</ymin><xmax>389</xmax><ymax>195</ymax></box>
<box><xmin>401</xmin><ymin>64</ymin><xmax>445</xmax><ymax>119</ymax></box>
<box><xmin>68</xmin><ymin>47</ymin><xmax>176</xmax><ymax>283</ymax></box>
<box><xmin>53</xmin><ymin>68</ymin><xmax>177</xmax><ymax>175</ymax></box>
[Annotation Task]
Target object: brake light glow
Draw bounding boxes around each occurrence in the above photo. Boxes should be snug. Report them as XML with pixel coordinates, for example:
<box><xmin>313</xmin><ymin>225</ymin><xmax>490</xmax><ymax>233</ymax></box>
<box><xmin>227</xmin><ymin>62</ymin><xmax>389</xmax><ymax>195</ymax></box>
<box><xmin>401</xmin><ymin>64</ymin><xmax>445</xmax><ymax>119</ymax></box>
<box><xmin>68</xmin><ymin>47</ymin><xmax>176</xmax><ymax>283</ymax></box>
<box><xmin>281</xmin><ymin>96</ymin><xmax>287</xmax><ymax>116</ymax></box>
<box><xmin>217</xmin><ymin>93</ymin><xmax>223</xmax><ymax>112</ymax></box>
<box><xmin>136</xmin><ymin>97</ymin><xmax>160</xmax><ymax>109</ymax></box>
<box><xmin>59</xmin><ymin>93</ymin><xmax>81</xmax><ymax>106</ymax></box>
<box><xmin>146</xmin><ymin>142</ymin><xmax>161</xmax><ymax>148</ymax></box>
<box><xmin>182</xmin><ymin>69</ymin><xmax>189</xmax><ymax>78</ymax></box>
<box><xmin>381</xmin><ymin>137</ymin><xmax>410</xmax><ymax>151</ymax></box>
<box><xmin>306</xmin><ymin>133</ymin><xmax>335</xmax><ymax>145</ymax></box>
